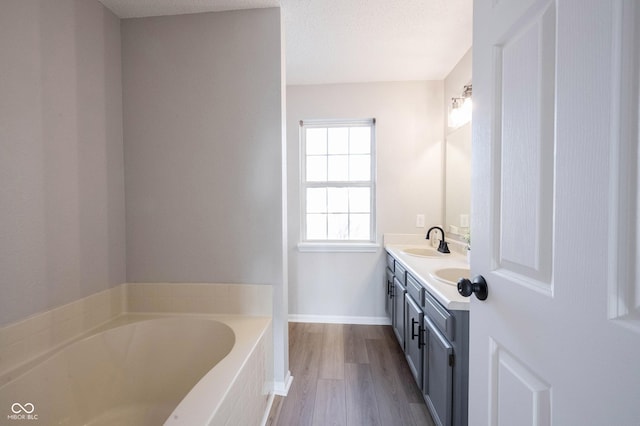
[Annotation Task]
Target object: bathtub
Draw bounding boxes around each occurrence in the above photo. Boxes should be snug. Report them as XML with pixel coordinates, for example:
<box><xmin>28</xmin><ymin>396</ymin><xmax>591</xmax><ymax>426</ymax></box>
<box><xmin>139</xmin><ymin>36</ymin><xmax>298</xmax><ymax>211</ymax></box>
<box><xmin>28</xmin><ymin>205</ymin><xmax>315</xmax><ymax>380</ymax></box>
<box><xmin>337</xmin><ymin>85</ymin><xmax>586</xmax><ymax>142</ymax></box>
<box><xmin>0</xmin><ymin>314</ymin><xmax>273</xmax><ymax>425</ymax></box>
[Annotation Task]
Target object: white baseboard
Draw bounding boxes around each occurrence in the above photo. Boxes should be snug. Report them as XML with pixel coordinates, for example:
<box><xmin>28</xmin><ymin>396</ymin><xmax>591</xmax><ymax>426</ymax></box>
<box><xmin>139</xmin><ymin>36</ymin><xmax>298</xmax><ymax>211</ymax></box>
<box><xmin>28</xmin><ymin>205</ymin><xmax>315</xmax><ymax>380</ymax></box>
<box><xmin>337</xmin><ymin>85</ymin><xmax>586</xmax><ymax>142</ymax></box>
<box><xmin>273</xmin><ymin>370</ymin><xmax>293</xmax><ymax>396</ymax></box>
<box><xmin>288</xmin><ymin>314</ymin><xmax>391</xmax><ymax>325</ymax></box>
<box><xmin>260</xmin><ymin>392</ymin><xmax>276</xmax><ymax>426</ymax></box>
<box><xmin>261</xmin><ymin>373</ymin><xmax>294</xmax><ymax>426</ymax></box>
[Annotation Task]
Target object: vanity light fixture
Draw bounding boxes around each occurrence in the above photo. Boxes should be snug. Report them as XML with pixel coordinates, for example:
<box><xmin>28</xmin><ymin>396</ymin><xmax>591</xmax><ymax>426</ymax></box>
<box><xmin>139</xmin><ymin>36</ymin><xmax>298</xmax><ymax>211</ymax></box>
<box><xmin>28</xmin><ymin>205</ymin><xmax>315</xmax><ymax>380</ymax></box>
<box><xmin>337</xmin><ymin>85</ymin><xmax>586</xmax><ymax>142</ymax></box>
<box><xmin>449</xmin><ymin>84</ymin><xmax>472</xmax><ymax>128</ymax></box>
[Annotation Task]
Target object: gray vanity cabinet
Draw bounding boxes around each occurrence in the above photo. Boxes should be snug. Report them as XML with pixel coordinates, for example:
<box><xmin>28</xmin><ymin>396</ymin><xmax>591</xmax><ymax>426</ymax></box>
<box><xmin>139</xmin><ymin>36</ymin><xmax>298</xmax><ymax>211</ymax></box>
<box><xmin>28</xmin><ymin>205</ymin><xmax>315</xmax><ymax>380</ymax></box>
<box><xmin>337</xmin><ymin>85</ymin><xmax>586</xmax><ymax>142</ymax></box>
<box><xmin>384</xmin><ymin>250</ymin><xmax>469</xmax><ymax>426</ymax></box>
<box><xmin>423</xmin><ymin>315</ymin><xmax>454</xmax><ymax>426</ymax></box>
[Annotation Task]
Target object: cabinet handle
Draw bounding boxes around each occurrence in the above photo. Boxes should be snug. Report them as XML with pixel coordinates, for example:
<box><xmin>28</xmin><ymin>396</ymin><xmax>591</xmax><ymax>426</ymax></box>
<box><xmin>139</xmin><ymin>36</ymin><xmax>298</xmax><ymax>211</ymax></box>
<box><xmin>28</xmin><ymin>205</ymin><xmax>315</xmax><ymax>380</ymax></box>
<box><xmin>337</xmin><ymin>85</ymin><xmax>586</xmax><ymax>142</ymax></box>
<box><xmin>411</xmin><ymin>318</ymin><xmax>419</xmax><ymax>340</ymax></box>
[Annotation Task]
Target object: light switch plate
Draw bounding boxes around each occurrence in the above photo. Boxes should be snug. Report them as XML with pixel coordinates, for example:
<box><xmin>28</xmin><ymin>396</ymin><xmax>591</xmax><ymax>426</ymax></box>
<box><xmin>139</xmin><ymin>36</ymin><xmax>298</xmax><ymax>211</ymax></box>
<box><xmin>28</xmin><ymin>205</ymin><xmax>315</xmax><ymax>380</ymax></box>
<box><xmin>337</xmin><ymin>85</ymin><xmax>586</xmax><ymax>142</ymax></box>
<box><xmin>416</xmin><ymin>214</ymin><xmax>425</xmax><ymax>228</ymax></box>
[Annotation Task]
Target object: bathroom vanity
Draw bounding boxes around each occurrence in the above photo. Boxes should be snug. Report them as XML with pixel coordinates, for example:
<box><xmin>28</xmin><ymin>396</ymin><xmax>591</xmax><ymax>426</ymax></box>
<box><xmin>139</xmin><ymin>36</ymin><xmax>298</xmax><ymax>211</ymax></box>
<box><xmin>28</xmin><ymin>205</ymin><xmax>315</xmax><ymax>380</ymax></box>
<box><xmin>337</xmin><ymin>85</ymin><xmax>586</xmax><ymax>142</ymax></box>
<box><xmin>384</xmin><ymin>242</ymin><xmax>470</xmax><ymax>426</ymax></box>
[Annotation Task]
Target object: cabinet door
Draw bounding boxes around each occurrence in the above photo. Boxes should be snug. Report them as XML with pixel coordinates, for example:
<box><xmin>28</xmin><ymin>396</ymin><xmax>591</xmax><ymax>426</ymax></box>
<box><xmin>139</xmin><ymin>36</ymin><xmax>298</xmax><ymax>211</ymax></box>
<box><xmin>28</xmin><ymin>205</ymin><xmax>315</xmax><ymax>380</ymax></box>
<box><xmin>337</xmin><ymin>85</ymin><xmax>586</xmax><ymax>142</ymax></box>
<box><xmin>385</xmin><ymin>268</ymin><xmax>394</xmax><ymax>319</ymax></box>
<box><xmin>423</xmin><ymin>316</ymin><xmax>453</xmax><ymax>426</ymax></box>
<box><xmin>405</xmin><ymin>293</ymin><xmax>423</xmax><ymax>388</ymax></box>
<box><xmin>392</xmin><ymin>277</ymin><xmax>406</xmax><ymax>349</ymax></box>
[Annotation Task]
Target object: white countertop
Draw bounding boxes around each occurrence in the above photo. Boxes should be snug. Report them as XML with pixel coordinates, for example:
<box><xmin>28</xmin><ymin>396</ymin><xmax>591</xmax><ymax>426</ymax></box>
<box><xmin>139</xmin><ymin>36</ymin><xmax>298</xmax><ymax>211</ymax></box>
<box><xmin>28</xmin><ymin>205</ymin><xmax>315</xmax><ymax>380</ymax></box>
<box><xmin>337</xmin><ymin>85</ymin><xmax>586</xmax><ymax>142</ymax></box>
<box><xmin>385</xmin><ymin>241</ymin><xmax>470</xmax><ymax>311</ymax></box>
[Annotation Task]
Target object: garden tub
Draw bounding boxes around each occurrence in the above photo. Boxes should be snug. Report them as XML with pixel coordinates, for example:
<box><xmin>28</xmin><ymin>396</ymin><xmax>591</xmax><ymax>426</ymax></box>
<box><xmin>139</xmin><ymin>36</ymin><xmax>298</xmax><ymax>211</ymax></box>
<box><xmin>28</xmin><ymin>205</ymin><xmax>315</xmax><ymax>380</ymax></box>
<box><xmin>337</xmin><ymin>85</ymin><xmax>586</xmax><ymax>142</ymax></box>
<box><xmin>0</xmin><ymin>314</ymin><xmax>272</xmax><ymax>425</ymax></box>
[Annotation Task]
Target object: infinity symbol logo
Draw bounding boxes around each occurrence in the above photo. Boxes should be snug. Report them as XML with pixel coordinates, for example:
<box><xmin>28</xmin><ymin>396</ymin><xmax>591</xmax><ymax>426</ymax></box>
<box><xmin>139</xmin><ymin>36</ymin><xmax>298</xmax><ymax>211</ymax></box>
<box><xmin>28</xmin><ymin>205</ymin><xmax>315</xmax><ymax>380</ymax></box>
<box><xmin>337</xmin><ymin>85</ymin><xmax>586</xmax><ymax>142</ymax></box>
<box><xmin>11</xmin><ymin>403</ymin><xmax>35</xmax><ymax>414</ymax></box>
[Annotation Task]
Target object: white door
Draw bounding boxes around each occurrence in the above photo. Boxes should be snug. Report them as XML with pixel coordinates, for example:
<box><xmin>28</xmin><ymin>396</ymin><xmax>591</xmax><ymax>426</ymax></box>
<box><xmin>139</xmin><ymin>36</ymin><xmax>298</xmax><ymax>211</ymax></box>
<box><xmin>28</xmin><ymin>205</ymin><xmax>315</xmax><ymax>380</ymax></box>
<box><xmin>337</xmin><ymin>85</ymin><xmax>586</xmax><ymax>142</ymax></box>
<box><xmin>469</xmin><ymin>0</ymin><xmax>640</xmax><ymax>424</ymax></box>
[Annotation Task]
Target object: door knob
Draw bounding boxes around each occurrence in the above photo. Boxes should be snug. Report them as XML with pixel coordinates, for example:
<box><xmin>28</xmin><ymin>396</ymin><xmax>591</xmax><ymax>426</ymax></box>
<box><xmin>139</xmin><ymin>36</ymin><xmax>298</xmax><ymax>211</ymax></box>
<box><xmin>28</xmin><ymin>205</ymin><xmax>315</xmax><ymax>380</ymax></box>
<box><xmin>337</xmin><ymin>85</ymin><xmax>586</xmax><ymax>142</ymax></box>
<box><xmin>457</xmin><ymin>275</ymin><xmax>488</xmax><ymax>301</ymax></box>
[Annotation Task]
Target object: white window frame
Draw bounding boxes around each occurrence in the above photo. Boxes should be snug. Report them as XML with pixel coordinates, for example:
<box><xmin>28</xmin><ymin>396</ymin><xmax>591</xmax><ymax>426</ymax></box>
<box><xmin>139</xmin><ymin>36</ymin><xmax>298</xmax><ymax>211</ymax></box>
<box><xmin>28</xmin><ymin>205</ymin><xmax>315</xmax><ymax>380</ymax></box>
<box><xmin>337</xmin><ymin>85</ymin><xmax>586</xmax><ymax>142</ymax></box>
<box><xmin>298</xmin><ymin>118</ymin><xmax>378</xmax><ymax>252</ymax></box>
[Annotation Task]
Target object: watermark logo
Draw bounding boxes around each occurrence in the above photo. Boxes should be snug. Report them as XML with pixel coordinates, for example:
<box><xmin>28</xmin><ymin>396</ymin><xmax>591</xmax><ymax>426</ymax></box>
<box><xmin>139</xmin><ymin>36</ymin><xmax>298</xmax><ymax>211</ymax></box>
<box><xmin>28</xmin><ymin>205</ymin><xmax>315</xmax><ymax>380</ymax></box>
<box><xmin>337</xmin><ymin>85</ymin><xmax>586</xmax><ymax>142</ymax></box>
<box><xmin>11</xmin><ymin>404</ymin><xmax>34</xmax><ymax>414</ymax></box>
<box><xmin>7</xmin><ymin>403</ymin><xmax>38</xmax><ymax>421</ymax></box>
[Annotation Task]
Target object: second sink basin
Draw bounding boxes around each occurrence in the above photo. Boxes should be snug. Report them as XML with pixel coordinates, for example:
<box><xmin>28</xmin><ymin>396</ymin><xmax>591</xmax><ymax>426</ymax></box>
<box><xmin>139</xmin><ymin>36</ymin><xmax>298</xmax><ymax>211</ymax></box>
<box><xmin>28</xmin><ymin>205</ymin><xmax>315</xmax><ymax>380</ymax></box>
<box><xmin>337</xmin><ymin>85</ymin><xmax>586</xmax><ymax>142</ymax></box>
<box><xmin>402</xmin><ymin>247</ymin><xmax>447</xmax><ymax>258</ymax></box>
<box><xmin>430</xmin><ymin>267</ymin><xmax>470</xmax><ymax>286</ymax></box>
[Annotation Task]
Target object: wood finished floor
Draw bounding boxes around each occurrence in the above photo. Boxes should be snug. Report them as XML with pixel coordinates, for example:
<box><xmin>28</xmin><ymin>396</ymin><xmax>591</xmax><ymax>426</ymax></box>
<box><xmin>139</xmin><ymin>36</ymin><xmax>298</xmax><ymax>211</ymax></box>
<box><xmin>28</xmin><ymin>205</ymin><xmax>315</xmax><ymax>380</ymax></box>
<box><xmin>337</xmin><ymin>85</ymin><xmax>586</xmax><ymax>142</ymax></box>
<box><xmin>266</xmin><ymin>323</ymin><xmax>435</xmax><ymax>426</ymax></box>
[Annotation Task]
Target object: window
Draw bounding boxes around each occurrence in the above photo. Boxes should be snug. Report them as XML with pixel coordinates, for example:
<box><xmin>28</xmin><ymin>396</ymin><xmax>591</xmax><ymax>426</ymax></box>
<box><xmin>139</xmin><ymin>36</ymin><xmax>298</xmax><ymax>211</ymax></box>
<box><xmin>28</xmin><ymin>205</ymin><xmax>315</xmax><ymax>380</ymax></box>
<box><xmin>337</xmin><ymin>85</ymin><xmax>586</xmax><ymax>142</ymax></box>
<box><xmin>300</xmin><ymin>119</ymin><xmax>376</xmax><ymax>249</ymax></box>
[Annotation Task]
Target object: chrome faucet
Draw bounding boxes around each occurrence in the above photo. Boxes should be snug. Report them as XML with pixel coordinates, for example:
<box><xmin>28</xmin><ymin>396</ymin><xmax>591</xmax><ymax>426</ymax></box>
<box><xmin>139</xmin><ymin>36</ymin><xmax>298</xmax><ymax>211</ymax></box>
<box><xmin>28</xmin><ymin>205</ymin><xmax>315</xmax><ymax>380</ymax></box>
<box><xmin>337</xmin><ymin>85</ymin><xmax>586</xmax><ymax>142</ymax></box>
<box><xmin>426</xmin><ymin>226</ymin><xmax>450</xmax><ymax>254</ymax></box>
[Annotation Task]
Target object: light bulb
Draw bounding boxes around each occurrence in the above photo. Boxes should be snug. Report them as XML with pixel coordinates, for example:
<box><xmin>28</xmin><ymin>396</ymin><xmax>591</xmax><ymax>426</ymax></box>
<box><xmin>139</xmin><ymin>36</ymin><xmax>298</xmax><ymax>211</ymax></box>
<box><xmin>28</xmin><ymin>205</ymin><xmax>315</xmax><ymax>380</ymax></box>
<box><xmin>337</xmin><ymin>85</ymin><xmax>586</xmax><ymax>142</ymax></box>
<box><xmin>460</xmin><ymin>97</ymin><xmax>472</xmax><ymax>125</ymax></box>
<box><xmin>449</xmin><ymin>106</ymin><xmax>461</xmax><ymax>128</ymax></box>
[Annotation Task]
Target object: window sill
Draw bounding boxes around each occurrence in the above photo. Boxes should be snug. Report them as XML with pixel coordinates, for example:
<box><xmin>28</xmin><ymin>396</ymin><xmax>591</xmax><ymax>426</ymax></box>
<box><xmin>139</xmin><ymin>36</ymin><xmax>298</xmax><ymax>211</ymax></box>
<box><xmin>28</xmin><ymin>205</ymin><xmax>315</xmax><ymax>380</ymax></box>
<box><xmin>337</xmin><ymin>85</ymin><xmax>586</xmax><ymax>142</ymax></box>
<box><xmin>297</xmin><ymin>242</ymin><xmax>380</xmax><ymax>253</ymax></box>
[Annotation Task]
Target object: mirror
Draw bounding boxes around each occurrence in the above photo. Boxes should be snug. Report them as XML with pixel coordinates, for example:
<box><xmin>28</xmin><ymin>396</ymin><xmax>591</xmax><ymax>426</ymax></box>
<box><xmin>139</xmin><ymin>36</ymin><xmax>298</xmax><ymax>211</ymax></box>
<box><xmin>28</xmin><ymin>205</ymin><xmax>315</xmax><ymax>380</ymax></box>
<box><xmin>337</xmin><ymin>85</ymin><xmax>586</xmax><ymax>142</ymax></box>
<box><xmin>445</xmin><ymin>122</ymin><xmax>471</xmax><ymax>237</ymax></box>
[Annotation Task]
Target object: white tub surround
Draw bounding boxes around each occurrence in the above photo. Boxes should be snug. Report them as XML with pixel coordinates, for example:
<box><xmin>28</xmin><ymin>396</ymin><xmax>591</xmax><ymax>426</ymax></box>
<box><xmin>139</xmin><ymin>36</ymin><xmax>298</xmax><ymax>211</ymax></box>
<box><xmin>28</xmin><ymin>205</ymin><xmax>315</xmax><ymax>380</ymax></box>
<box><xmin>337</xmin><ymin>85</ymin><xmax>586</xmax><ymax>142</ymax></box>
<box><xmin>0</xmin><ymin>285</ymin><xmax>126</xmax><ymax>384</ymax></box>
<box><xmin>0</xmin><ymin>283</ymin><xmax>272</xmax><ymax>388</ymax></box>
<box><xmin>384</xmin><ymin>234</ymin><xmax>470</xmax><ymax>310</ymax></box>
<box><xmin>126</xmin><ymin>283</ymin><xmax>272</xmax><ymax>316</ymax></box>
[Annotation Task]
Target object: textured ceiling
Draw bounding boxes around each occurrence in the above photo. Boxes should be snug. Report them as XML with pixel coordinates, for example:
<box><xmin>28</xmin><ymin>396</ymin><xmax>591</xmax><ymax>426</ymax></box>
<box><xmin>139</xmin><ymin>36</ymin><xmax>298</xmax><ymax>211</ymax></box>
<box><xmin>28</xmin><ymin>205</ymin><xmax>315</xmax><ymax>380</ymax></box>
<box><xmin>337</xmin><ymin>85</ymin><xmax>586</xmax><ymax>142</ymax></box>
<box><xmin>97</xmin><ymin>0</ymin><xmax>280</xmax><ymax>17</ymax></box>
<box><xmin>97</xmin><ymin>0</ymin><xmax>473</xmax><ymax>85</ymax></box>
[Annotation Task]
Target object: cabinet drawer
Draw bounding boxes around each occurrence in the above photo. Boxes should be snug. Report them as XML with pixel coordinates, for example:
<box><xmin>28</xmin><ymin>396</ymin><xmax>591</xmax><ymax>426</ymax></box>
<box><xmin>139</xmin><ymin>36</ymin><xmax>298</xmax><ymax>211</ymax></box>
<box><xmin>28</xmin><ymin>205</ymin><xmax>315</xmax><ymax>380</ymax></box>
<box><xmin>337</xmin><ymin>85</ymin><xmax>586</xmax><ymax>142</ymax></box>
<box><xmin>386</xmin><ymin>253</ymin><xmax>395</xmax><ymax>271</ymax></box>
<box><xmin>424</xmin><ymin>290</ymin><xmax>454</xmax><ymax>341</ymax></box>
<box><xmin>394</xmin><ymin>262</ymin><xmax>407</xmax><ymax>285</ymax></box>
<box><xmin>406</xmin><ymin>274</ymin><xmax>423</xmax><ymax>305</ymax></box>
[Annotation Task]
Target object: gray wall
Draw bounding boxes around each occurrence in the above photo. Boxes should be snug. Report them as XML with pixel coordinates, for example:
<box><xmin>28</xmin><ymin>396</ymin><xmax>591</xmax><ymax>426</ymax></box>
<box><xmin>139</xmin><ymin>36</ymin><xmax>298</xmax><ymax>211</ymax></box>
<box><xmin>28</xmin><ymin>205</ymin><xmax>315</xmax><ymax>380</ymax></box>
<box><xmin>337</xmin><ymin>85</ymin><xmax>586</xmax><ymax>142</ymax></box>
<box><xmin>122</xmin><ymin>9</ymin><xmax>284</xmax><ymax>286</ymax></box>
<box><xmin>287</xmin><ymin>82</ymin><xmax>444</xmax><ymax>320</ymax></box>
<box><xmin>0</xmin><ymin>0</ymin><xmax>125</xmax><ymax>327</ymax></box>
<box><xmin>121</xmin><ymin>8</ymin><xmax>288</xmax><ymax>387</ymax></box>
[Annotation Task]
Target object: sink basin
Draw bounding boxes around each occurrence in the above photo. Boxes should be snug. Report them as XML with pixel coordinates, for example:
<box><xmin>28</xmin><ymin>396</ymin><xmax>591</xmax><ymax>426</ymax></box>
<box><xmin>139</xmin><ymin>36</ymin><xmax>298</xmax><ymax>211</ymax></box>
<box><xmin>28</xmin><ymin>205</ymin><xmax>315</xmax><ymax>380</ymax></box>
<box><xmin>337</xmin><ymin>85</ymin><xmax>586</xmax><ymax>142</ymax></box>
<box><xmin>402</xmin><ymin>247</ymin><xmax>446</xmax><ymax>258</ymax></box>
<box><xmin>430</xmin><ymin>267</ymin><xmax>470</xmax><ymax>286</ymax></box>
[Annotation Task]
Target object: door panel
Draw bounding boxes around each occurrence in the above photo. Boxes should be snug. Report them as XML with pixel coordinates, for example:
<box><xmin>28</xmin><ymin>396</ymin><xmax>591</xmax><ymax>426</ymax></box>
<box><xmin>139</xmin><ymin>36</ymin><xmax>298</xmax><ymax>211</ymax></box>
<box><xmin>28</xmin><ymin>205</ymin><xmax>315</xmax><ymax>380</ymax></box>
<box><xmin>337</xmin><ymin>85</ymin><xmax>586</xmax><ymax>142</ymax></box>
<box><xmin>494</xmin><ymin>0</ymin><xmax>555</xmax><ymax>289</ymax></box>
<box><xmin>489</xmin><ymin>338</ymin><xmax>551</xmax><ymax>425</ymax></box>
<box><xmin>608</xmin><ymin>0</ymin><xmax>640</xmax><ymax>331</ymax></box>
